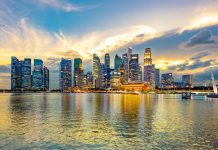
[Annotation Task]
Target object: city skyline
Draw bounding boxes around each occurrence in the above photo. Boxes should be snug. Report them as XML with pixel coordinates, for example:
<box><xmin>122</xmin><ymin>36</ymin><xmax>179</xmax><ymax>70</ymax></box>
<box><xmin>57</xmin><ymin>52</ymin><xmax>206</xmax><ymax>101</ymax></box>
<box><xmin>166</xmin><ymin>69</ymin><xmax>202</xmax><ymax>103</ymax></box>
<box><xmin>9</xmin><ymin>48</ymin><xmax>192</xmax><ymax>91</ymax></box>
<box><xmin>1</xmin><ymin>0</ymin><xmax>218</xmax><ymax>89</ymax></box>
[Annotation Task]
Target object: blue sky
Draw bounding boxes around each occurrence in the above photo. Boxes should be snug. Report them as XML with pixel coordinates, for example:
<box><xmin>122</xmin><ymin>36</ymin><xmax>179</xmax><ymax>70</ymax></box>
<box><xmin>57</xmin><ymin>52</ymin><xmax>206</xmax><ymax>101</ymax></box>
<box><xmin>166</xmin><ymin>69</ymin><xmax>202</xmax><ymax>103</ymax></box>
<box><xmin>1</xmin><ymin>0</ymin><xmax>218</xmax><ymax>89</ymax></box>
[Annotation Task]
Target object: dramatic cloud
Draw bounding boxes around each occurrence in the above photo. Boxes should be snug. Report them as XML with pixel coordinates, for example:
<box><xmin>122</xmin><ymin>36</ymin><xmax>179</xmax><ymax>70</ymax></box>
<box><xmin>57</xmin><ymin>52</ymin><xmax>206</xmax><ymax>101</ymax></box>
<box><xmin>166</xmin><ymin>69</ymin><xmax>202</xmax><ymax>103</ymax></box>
<box><xmin>183</xmin><ymin>30</ymin><xmax>215</xmax><ymax>47</ymax></box>
<box><xmin>167</xmin><ymin>52</ymin><xmax>215</xmax><ymax>72</ymax></box>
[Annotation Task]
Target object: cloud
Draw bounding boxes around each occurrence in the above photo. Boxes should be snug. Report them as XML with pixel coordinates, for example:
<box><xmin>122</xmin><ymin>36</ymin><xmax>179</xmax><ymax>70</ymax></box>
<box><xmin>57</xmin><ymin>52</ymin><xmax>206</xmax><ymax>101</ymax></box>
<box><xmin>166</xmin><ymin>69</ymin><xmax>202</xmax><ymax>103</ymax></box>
<box><xmin>183</xmin><ymin>30</ymin><xmax>215</xmax><ymax>47</ymax></box>
<box><xmin>37</xmin><ymin>0</ymin><xmax>81</xmax><ymax>12</ymax></box>
<box><xmin>167</xmin><ymin>52</ymin><xmax>215</xmax><ymax>72</ymax></box>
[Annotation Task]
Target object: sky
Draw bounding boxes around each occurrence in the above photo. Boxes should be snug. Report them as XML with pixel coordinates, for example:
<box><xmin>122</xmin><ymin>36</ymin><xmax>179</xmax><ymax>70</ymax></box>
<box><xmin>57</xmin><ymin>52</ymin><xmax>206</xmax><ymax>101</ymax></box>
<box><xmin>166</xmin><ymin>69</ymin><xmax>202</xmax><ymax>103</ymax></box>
<box><xmin>1</xmin><ymin>0</ymin><xmax>218</xmax><ymax>89</ymax></box>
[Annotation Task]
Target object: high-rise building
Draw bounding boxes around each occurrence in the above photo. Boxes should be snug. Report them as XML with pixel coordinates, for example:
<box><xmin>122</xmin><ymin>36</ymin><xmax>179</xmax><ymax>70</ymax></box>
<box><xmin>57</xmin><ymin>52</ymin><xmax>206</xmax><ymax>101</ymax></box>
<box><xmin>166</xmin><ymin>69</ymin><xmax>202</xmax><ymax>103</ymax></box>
<box><xmin>93</xmin><ymin>53</ymin><xmax>100</xmax><ymax>89</ymax></box>
<box><xmin>182</xmin><ymin>74</ymin><xmax>193</xmax><ymax>88</ymax></box>
<box><xmin>127</xmin><ymin>47</ymin><xmax>133</xmax><ymax>81</ymax></box>
<box><xmin>43</xmin><ymin>66</ymin><xmax>49</xmax><ymax>91</ymax></box>
<box><xmin>114</xmin><ymin>54</ymin><xmax>122</xmax><ymax>71</ymax></box>
<box><xmin>138</xmin><ymin>65</ymin><xmax>142</xmax><ymax>82</ymax></box>
<box><xmin>144</xmin><ymin>48</ymin><xmax>155</xmax><ymax>89</ymax></box>
<box><xmin>161</xmin><ymin>73</ymin><xmax>174</xmax><ymax>89</ymax></box>
<box><xmin>21</xmin><ymin>58</ymin><xmax>32</xmax><ymax>90</ymax></box>
<box><xmin>129</xmin><ymin>54</ymin><xmax>139</xmax><ymax>81</ymax></box>
<box><xmin>155</xmin><ymin>69</ymin><xmax>160</xmax><ymax>88</ymax></box>
<box><xmin>93</xmin><ymin>54</ymin><xmax>100</xmax><ymax>89</ymax></box>
<box><xmin>110</xmin><ymin>71</ymin><xmax>121</xmax><ymax>89</ymax></box>
<box><xmin>99</xmin><ymin>63</ymin><xmax>106</xmax><ymax>89</ymax></box>
<box><xmin>105</xmin><ymin>53</ymin><xmax>110</xmax><ymax>88</ymax></box>
<box><xmin>86</xmin><ymin>71</ymin><xmax>93</xmax><ymax>88</ymax></box>
<box><xmin>32</xmin><ymin>59</ymin><xmax>44</xmax><ymax>90</ymax></box>
<box><xmin>11</xmin><ymin>56</ymin><xmax>22</xmax><ymax>90</ymax></box>
<box><xmin>74</xmin><ymin>58</ymin><xmax>83</xmax><ymax>88</ymax></box>
<box><xmin>122</xmin><ymin>53</ymin><xmax>128</xmax><ymax>83</ymax></box>
<box><xmin>60</xmin><ymin>58</ymin><xmax>72</xmax><ymax>92</ymax></box>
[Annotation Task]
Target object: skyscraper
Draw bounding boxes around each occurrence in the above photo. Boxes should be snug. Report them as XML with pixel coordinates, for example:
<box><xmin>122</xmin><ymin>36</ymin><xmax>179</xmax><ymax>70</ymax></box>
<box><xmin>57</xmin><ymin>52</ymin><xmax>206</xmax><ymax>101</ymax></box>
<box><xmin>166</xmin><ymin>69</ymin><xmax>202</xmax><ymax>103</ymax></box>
<box><xmin>122</xmin><ymin>53</ymin><xmax>128</xmax><ymax>83</ymax></box>
<box><xmin>86</xmin><ymin>71</ymin><xmax>93</xmax><ymax>88</ymax></box>
<box><xmin>104</xmin><ymin>53</ymin><xmax>110</xmax><ymax>88</ymax></box>
<box><xmin>129</xmin><ymin>54</ymin><xmax>139</xmax><ymax>81</ymax></box>
<box><xmin>182</xmin><ymin>74</ymin><xmax>193</xmax><ymax>88</ymax></box>
<box><xmin>11</xmin><ymin>56</ymin><xmax>22</xmax><ymax>91</ymax></box>
<box><xmin>144</xmin><ymin>48</ymin><xmax>155</xmax><ymax>88</ymax></box>
<box><xmin>155</xmin><ymin>69</ymin><xmax>160</xmax><ymax>88</ymax></box>
<box><xmin>161</xmin><ymin>73</ymin><xmax>174</xmax><ymax>89</ymax></box>
<box><xmin>138</xmin><ymin>65</ymin><xmax>142</xmax><ymax>82</ymax></box>
<box><xmin>127</xmin><ymin>47</ymin><xmax>133</xmax><ymax>81</ymax></box>
<box><xmin>44</xmin><ymin>66</ymin><xmax>49</xmax><ymax>91</ymax></box>
<box><xmin>21</xmin><ymin>58</ymin><xmax>32</xmax><ymax>90</ymax></box>
<box><xmin>114</xmin><ymin>54</ymin><xmax>122</xmax><ymax>71</ymax></box>
<box><xmin>99</xmin><ymin>63</ymin><xmax>106</xmax><ymax>89</ymax></box>
<box><xmin>32</xmin><ymin>59</ymin><xmax>44</xmax><ymax>90</ymax></box>
<box><xmin>74</xmin><ymin>58</ymin><xmax>83</xmax><ymax>88</ymax></box>
<box><xmin>93</xmin><ymin>53</ymin><xmax>100</xmax><ymax>89</ymax></box>
<box><xmin>60</xmin><ymin>58</ymin><xmax>72</xmax><ymax>92</ymax></box>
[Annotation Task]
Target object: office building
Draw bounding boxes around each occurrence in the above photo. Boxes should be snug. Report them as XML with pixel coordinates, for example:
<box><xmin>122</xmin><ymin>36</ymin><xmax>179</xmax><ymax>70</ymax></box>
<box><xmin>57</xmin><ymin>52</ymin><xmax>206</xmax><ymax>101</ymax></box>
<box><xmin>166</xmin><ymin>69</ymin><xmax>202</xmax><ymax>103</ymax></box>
<box><xmin>110</xmin><ymin>71</ymin><xmax>121</xmax><ymax>89</ymax></box>
<box><xmin>129</xmin><ymin>54</ymin><xmax>139</xmax><ymax>81</ymax></box>
<box><xmin>182</xmin><ymin>74</ymin><xmax>193</xmax><ymax>88</ymax></box>
<box><xmin>114</xmin><ymin>54</ymin><xmax>122</xmax><ymax>71</ymax></box>
<box><xmin>74</xmin><ymin>58</ymin><xmax>83</xmax><ymax>88</ymax></box>
<box><xmin>144</xmin><ymin>48</ymin><xmax>155</xmax><ymax>88</ymax></box>
<box><xmin>21</xmin><ymin>58</ymin><xmax>32</xmax><ymax>90</ymax></box>
<box><xmin>161</xmin><ymin>73</ymin><xmax>174</xmax><ymax>89</ymax></box>
<box><xmin>60</xmin><ymin>58</ymin><xmax>72</xmax><ymax>92</ymax></box>
<box><xmin>138</xmin><ymin>65</ymin><xmax>142</xmax><ymax>82</ymax></box>
<box><xmin>32</xmin><ymin>59</ymin><xmax>44</xmax><ymax>90</ymax></box>
<box><xmin>105</xmin><ymin>53</ymin><xmax>110</xmax><ymax>88</ymax></box>
<box><xmin>93</xmin><ymin>53</ymin><xmax>100</xmax><ymax>89</ymax></box>
<box><xmin>11</xmin><ymin>56</ymin><xmax>22</xmax><ymax>90</ymax></box>
<box><xmin>44</xmin><ymin>66</ymin><xmax>49</xmax><ymax>91</ymax></box>
<box><xmin>155</xmin><ymin>68</ymin><xmax>160</xmax><ymax>88</ymax></box>
<box><xmin>99</xmin><ymin>63</ymin><xmax>106</xmax><ymax>89</ymax></box>
<box><xmin>122</xmin><ymin>53</ymin><xmax>128</xmax><ymax>82</ymax></box>
<box><xmin>86</xmin><ymin>71</ymin><xmax>93</xmax><ymax>88</ymax></box>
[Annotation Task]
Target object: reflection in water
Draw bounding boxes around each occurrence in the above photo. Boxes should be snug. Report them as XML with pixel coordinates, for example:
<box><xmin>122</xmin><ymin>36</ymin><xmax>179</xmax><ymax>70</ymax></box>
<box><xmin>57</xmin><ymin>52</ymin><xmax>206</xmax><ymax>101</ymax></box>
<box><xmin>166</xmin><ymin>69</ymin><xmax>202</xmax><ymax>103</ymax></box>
<box><xmin>0</xmin><ymin>93</ymin><xmax>217</xmax><ymax>149</ymax></box>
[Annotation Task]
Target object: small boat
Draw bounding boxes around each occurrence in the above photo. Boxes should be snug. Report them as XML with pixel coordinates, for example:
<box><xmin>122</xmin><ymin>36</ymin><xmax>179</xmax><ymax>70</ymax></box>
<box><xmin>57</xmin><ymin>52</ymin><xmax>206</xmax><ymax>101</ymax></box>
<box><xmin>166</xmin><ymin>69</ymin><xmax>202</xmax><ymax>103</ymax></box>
<box><xmin>182</xmin><ymin>92</ymin><xmax>191</xmax><ymax>99</ymax></box>
<box><xmin>207</xmin><ymin>67</ymin><xmax>218</xmax><ymax>98</ymax></box>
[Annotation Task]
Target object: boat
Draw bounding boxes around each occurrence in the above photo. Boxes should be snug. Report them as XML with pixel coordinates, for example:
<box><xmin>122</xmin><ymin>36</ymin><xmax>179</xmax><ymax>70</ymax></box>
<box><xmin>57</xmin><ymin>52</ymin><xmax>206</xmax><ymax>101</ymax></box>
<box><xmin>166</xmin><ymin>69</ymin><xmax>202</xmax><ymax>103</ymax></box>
<box><xmin>207</xmin><ymin>67</ymin><xmax>218</xmax><ymax>98</ymax></box>
<box><xmin>182</xmin><ymin>92</ymin><xmax>191</xmax><ymax>99</ymax></box>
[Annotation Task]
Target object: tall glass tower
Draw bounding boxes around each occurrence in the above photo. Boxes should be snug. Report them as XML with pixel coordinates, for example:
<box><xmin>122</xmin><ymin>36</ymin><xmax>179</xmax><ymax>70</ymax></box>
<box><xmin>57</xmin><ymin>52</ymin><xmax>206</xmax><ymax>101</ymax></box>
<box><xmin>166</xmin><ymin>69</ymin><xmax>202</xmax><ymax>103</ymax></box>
<box><xmin>21</xmin><ymin>58</ymin><xmax>31</xmax><ymax>90</ymax></box>
<box><xmin>60</xmin><ymin>58</ymin><xmax>72</xmax><ymax>92</ymax></box>
<box><xmin>44</xmin><ymin>66</ymin><xmax>49</xmax><ymax>91</ymax></box>
<box><xmin>32</xmin><ymin>59</ymin><xmax>44</xmax><ymax>90</ymax></box>
<box><xmin>11</xmin><ymin>56</ymin><xmax>22</xmax><ymax>90</ymax></box>
<box><xmin>93</xmin><ymin>53</ymin><xmax>100</xmax><ymax>89</ymax></box>
<box><xmin>74</xmin><ymin>58</ymin><xmax>83</xmax><ymax>88</ymax></box>
<box><xmin>129</xmin><ymin>54</ymin><xmax>139</xmax><ymax>81</ymax></box>
<box><xmin>104</xmin><ymin>53</ymin><xmax>110</xmax><ymax>88</ymax></box>
<box><xmin>114</xmin><ymin>54</ymin><xmax>122</xmax><ymax>71</ymax></box>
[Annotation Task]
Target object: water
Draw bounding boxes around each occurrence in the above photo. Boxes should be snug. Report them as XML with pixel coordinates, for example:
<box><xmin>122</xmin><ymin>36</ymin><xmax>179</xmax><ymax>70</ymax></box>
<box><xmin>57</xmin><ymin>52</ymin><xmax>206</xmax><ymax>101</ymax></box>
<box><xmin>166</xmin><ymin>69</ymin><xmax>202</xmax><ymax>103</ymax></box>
<box><xmin>0</xmin><ymin>93</ymin><xmax>218</xmax><ymax>149</ymax></box>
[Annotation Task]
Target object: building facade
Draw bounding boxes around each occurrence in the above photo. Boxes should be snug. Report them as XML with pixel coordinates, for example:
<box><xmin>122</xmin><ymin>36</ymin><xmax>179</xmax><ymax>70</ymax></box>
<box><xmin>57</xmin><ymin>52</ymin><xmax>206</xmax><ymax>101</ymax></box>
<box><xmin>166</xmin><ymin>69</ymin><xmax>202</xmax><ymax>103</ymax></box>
<box><xmin>161</xmin><ymin>73</ymin><xmax>174</xmax><ymax>89</ymax></box>
<box><xmin>129</xmin><ymin>54</ymin><xmax>139</xmax><ymax>82</ymax></box>
<box><xmin>155</xmin><ymin>68</ymin><xmax>160</xmax><ymax>88</ymax></box>
<box><xmin>93</xmin><ymin>53</ymin><xmax>101</xmax><ymax>89</ymax></box>
<box><xmin>32</xmin><ymin>59</ymin><xmax>44</xmax><ymax>90</ymax></box>
<box><xmin>105</xmin><ymin>53</ymin><xmax>110</xmax><ymax>88</ymax></box>
<box><xmin>43</xmin><ymin>66</ymin><xmax>49</xmax><ymax>91</ymax></box>
<box><xmin>11</xmin><ymin>56</ymin><xmax>22</xmax><ymax>90</ymax></box>
<box><xmin>182</xmin><ymin>74</ymin><xmax>193</xmax><ymax>88</ymax></box>
<box><xmin>74</xmin><ymin>58</ymin><xmax>83</xmax><ymax>88</ymax></box>
<box><xmin>60</xmin><ymin>58</ymin><xmax>72</xmax><ymax>92</ymax></box>
<box><xmin>21</xmin><ymin>58</ymin><xmax>32</xmax><ymax>90</ymax></box>
<box><xmin>114</xmin><ymin>54</ymin><xmax>122</xmax><ymax>71</ymax></box>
